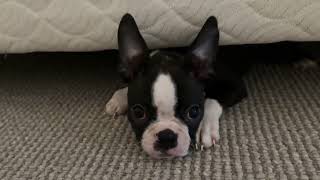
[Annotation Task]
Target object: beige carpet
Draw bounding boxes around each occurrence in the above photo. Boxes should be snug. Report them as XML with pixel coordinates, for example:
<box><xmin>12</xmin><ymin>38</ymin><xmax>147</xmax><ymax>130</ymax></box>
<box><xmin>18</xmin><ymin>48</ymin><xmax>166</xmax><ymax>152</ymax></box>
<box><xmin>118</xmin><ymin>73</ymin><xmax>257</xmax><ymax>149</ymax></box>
<box><xmin>0</xmin><ymin>53</ymin><xmax>319</xmax><ymax>179</ymax></box>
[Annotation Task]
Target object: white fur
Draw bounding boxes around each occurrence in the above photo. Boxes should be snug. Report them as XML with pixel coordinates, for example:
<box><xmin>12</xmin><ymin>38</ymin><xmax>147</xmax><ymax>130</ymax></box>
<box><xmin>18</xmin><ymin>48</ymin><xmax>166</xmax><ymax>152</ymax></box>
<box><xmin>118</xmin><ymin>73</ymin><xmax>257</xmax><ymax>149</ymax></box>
<box><xmin>141</xmin><ymin>119</ymin><xmax>190</xmax><ymax>159</ymax></box>
<box><xmin>105</xmin><ymin>87</ymin><xmax>128</xmax><ymax>116</ymax></box>
<box><xmin>196</xmin><ymin>99</ymin><xmax>222</xmax><ymax>148</ymax></box>
<box><xmin>152</xmin><ymin>73</ymin><xmax>177</xmax><ymax>119</ymax></box>
<box><xmin>141</xmin><ymin>73</ymin><xmax>191</xmax><ymax>158</ymax></box>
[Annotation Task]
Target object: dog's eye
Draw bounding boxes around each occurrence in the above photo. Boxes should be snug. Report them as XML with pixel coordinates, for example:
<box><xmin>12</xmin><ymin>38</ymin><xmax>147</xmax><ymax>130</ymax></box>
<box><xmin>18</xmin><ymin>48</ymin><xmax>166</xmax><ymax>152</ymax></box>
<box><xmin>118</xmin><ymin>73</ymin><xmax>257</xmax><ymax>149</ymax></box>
<box><xmin>131</xmin><ymin>104</ymin><xmax>146</xmax><ymax>120</ymax></box>
<box><xmin>186</xmin><ymin>105</ymin><xmax>201</xmax><ymax>120</ymax></box>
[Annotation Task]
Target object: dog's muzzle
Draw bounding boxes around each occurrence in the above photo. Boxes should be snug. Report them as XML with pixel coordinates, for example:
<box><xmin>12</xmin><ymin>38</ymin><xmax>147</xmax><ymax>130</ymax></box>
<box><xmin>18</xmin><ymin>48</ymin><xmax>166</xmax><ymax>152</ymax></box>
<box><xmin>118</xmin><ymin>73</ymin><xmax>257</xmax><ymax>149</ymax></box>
<box><xmin>141</xmin><ymin>119</ymin><xmax>190</xmax><ymax>159</ymax></box>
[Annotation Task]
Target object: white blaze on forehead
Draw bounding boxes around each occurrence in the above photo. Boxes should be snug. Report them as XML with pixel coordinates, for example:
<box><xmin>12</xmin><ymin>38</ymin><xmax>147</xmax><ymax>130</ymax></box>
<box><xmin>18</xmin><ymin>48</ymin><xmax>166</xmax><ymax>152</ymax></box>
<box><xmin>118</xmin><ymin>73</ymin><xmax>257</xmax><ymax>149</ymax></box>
<box><xmin>152</xmin><ymin>73</ymin><xmax>177</xmax><ymax>119</ymax></box>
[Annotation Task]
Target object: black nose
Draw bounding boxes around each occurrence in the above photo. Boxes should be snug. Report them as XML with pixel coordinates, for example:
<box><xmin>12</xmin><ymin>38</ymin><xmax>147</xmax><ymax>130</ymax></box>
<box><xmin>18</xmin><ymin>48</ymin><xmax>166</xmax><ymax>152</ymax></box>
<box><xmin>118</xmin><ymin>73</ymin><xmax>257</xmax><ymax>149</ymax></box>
<box><xmin>155</xmin><ymin>129</ymin><xmax>178</xmax><ymax>150</ymax></box>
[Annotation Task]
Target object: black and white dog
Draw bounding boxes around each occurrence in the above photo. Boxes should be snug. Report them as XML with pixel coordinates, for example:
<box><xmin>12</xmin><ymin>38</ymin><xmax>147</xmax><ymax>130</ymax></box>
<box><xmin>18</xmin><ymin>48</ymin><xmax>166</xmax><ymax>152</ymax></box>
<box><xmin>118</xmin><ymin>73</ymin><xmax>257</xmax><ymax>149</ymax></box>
<box><xmin>105</xmin><ymin>14</ymin><xmax>248</xmax><ymax>159</ymax></box>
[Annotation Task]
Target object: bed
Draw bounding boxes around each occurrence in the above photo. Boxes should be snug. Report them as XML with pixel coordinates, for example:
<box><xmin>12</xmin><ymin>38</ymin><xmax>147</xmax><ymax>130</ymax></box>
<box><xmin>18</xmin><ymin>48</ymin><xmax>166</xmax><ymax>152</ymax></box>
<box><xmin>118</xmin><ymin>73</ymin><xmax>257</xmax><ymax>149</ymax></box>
<box><xmin>1</xmin><ymin>0</ymin><xmax>320</xmax><ymax>53</ymax></box>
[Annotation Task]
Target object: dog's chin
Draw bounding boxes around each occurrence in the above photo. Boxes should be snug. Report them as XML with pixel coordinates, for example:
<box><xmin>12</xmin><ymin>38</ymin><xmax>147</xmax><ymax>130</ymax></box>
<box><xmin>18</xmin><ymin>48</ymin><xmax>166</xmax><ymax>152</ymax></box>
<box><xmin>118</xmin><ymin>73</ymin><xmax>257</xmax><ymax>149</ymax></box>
<box><xmin>143</xmin><ymin>144</ymin><xmax>190</xmax><ymax>159</ymax></box>
<box><xmin>141</xmin><ymin>120</ymin><xmax>190</xmax><ymax>159</ymax></box>
<box><xmin>142</xmin><ymin>145</ymin><xmax>190</xmax><ymax>159</ymax></box>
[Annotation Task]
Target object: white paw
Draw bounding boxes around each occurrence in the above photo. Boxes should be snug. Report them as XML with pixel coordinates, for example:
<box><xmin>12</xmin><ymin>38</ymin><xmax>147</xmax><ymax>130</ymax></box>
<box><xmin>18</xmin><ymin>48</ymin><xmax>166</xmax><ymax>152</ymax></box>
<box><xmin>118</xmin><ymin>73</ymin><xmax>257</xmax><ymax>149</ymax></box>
<box><xmin>196</xmin><ymin>99</ymin><xmax>222</xmax><ymax>150</ymax></box>
<box><xmin>196</xmin><ymin>121</ymin><xmax>220</xmax><ymax>149</ymax></box>
<box><xmin>200</xmin><ymin>125</ymin><xmax>220</xmax><ymax>148</ymax></box>
<box><xmin>105</xmin><ymin>87</ymin><xmax>128</xmax><ymax>116</ymax></box>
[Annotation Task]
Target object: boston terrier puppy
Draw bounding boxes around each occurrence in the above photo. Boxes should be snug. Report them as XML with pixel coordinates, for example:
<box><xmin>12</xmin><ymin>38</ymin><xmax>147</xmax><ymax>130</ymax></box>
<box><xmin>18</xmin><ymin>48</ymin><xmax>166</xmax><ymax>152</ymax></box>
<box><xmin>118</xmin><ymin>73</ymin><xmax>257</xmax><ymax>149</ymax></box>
<box><xmin>105</xmin><ymin>14</ymin><xmax>247</xmax><ymax>159</ymax></box>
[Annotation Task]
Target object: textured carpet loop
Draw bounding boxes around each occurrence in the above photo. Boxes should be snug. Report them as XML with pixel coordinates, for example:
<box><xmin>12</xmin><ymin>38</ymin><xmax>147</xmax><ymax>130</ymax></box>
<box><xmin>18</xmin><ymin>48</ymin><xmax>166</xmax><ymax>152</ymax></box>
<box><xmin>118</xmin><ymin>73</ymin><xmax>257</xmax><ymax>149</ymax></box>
<box><xmin>0</xmin><ymin>62</ymin><xmax>320</xmax><ymax>179</ymax></box>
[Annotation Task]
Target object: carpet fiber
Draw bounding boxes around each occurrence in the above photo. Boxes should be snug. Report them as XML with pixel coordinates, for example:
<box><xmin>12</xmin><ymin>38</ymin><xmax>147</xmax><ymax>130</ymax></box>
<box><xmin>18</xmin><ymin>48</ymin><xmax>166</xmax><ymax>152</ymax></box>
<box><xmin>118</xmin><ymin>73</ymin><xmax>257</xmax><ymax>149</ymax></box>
<box><xmin>0</xmin><ymin>53</ymin><xmax>319</xmax><ymax>179</ymax></box>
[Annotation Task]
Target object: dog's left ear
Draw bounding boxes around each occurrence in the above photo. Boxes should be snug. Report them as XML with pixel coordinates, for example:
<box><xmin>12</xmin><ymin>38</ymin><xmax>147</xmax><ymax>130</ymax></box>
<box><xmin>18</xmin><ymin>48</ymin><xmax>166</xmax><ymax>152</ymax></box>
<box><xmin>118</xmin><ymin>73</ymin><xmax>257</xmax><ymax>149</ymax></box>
<box><xmin>185</xmin><ymin>16</ymin><xmax>219</xmax><ymax>79</ymax></box>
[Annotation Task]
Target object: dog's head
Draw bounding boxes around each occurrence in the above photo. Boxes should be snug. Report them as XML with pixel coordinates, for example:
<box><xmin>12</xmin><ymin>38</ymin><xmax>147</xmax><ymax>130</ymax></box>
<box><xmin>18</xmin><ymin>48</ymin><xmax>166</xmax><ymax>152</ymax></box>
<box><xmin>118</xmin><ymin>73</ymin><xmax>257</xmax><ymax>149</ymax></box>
<box><xmin>118</xmin><ymin>14</ymin><xmax>219</xmax><ymax>158</ymax></box>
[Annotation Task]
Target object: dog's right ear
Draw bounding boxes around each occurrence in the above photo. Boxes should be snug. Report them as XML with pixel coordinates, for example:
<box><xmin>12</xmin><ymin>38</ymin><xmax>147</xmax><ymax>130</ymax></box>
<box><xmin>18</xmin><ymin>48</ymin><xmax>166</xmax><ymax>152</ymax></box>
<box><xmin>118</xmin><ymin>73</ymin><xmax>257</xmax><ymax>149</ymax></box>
<box><xmin>118</xmin><ymin>14</ymin><xmax>149</xmax><ymax>82</ymax></box>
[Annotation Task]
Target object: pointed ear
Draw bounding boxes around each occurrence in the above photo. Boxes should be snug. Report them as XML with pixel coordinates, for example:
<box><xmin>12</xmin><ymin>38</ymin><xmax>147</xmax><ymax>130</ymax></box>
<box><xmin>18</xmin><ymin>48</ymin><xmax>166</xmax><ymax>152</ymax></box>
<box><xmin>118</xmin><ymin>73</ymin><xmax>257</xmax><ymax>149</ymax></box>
<box><xmin>186</xmin><ymin>16</ymin><xmax>219</xmax><ymax>79</ymax></box>
<box><xmin>118</xmin><ymin>14</ymin><xmax>149</xmax><ymax>82</ymax></box>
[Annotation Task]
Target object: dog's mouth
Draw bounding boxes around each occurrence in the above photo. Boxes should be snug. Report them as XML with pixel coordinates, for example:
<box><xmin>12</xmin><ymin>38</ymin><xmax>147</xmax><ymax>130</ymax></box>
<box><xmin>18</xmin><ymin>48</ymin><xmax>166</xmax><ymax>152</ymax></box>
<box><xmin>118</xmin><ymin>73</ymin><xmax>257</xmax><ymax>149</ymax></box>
<box><xmin>141</xmin><ymin>120</ymin><xmax>190</xmax><ymax>159</ymax></box>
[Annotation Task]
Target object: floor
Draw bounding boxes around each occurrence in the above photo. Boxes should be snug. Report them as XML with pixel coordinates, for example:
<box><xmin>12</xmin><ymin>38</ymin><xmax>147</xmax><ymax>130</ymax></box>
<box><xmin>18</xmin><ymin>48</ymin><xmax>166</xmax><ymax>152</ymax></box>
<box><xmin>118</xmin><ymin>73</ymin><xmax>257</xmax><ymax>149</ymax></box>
<box><xmin>0</xmin><ymin>52</ymin><xmax>319</xmax><ymax>179</ymax></box>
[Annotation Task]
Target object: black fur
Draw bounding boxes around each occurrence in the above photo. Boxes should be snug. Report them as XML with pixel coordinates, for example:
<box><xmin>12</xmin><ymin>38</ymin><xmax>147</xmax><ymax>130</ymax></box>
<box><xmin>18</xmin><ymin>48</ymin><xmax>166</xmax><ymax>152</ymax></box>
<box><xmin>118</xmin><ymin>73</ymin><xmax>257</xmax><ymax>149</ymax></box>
<box><xmin>118</xmin><ymin>14</ymin><xmax>149</xmax><ymax>82</ymax></box>
<box><xmin>117</xmin><ymin>13</ymin><xmax>320</xmax><ymax>142</ymax></box>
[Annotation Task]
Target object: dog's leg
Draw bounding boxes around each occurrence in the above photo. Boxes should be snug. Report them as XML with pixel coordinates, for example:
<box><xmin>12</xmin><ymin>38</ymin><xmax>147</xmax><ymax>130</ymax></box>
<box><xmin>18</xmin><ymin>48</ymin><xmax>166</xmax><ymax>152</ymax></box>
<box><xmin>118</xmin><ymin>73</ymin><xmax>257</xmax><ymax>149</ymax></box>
<box><xmin>105</xmin><ymin>87</ymin><xmax>128</xmax><ymax>116</ymax></box>
<box><xmin>196</xmin><ymin>99</ymin><xmax>222</xmax><ymax>149</ymax></box>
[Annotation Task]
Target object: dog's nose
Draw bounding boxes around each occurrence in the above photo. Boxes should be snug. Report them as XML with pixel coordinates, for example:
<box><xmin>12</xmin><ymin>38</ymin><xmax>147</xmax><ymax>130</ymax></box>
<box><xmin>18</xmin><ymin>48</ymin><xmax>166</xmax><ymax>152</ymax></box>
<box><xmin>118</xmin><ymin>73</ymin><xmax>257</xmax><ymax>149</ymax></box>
<box><xmin>156</xmin><ymin>129</ymin><xmax>178</xmax><ymax>150</ymax></box>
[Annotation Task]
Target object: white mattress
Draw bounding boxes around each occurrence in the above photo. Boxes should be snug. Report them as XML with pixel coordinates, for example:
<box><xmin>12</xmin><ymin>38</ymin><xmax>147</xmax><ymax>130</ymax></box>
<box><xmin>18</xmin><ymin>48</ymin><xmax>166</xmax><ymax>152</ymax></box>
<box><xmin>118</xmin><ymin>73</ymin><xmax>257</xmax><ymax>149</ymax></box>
<box><xmin>1</xmin><ymin>0</ymin><xmax>320</xmax><ymax>53</ymax></box>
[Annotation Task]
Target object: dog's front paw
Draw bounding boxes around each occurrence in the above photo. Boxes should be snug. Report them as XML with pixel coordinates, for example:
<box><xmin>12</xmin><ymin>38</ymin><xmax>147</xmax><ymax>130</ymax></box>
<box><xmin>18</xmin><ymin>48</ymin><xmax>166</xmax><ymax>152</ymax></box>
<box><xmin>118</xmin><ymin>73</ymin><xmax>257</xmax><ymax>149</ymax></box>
<box><xmin>196</xmin><ymin>121</ymin><xmax>220</xmax><ymax>150</ymax></box>
<box><xmin>200</xmin><ymin>124</ymin><xmax>220</xmax><ymax>148</ymax></box>
<box><xmin>105</xmin><ymin>97</ymin><xmax>127</xmax><ymax>116</ymax></box>
<box><xmin>195</xmin><ymin>99</ymin><xmax>222</xmax><ymax>150</ymax></box>
<box><xmin>105</xmin><ymin>88</ymin><xmax>128</xmax><ymax>116</ymax></box>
